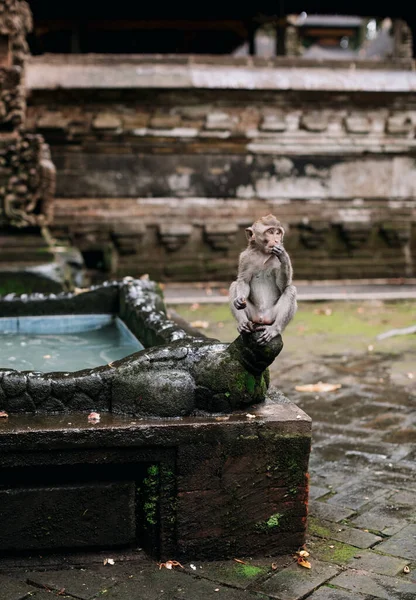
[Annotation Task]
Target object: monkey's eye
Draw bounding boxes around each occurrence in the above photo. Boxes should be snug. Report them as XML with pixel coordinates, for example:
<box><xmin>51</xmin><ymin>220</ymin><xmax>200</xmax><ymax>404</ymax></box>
<box><xmin>266</xmin><ymin>228</ymin><xmax>275</xmax><ymax>234</ymax></box>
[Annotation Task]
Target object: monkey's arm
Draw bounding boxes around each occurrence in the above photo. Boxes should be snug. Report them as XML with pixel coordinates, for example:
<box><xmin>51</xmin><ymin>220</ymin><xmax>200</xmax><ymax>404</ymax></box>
<box><xmin>230</xmin><ymin>251</ymin><xmax>253</xmax><ymax>310</ymax></box>
<box><xmin>229</xmin><ymin>252</ymin><xmax>256</xmax><ymax>333</ymax></box>
<box><xmin>271</xmin><ymin>244</ymin><xmax>293</xmax><ymax>286</ymax></box>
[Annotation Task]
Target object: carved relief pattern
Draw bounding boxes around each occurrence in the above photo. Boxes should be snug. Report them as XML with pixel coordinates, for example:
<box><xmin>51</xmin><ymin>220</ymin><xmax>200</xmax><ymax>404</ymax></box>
<box><xmin>0</xmin><ymin>133</ymin><xmax>56</xmax><ymax>227</ymax></box>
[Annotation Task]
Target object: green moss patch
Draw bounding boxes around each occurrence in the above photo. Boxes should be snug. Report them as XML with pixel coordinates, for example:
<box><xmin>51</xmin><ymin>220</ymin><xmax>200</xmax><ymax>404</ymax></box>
<box><xmin>311</xmin><ymin>538</ymin><xmax>358</xmax><ymax>564</ymax></box>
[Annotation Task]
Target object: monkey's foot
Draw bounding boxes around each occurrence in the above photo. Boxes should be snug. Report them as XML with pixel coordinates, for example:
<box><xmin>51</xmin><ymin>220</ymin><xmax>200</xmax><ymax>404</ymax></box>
<box><xmin>255</xmin><ymin>325</ymin><xmax>280</xmax><ymax>345</ymax></box>
<box><xmin>237</xmin><ymin>320</ymin><xmax>254</xmax><ymax>334</ymax></box>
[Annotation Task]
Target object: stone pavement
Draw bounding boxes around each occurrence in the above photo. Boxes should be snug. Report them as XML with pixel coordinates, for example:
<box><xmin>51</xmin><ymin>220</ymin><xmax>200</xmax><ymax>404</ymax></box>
<box><xmin>0</xmin><ymin>290</ymin><xmax>415</xmax><ymax>599</ymax></box>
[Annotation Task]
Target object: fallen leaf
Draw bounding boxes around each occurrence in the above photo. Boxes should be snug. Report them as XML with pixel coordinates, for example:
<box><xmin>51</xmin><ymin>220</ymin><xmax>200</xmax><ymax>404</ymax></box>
<box><xmin>295</xmin><ymin>382</ymin><xmax>342</xmax><ymax>393</ymax></box>
<box><xmin>158</xmin><ymin>560</ymin><xmax>184</xmax><ymax>570</ymax></box>
<box><xmin>403</xmin><ymin>566</ymin><xmax>410</xmax><ymax>574</ymax></box>
<box><xmin>314</xmin><ymin>307</ymin><xmax>332</xmax><ymax>316</ymax></box>
<box><xmin>139</xmin><ymin>273</ymin><xmax>149</xmax><ymax>280</ymax></box>
<box><xmin>246</xmin><ymin>413</ymin><xmax>256</xmax><ymax>419</ymax></box>
<box><xmin>190</xmin><ymin>320</ymin><xmax>209</xmax><ymax>329</ymax></box>
<box><xmin>215</xmin><ymin>416</ymin><xmax>230</xmax><ymax>421</ymax></box>
<box><xmin>88</xmin><ymin>412</ymin><xmax>101</xmax><ymax>423</ymax></box>
<box><xmin>297</xmin><ymin>550</ymin><xmax>310</xmax><ymax>558</ymax></box>
<box><xmin>271</xmin><ymin>563</ymin><xmax>278</xmax><ymax>570</ymax></box>
<box><xmin>190</xmin><ymin>564</ymin><xmax>197</xmax><ymax>570</ymax></box>
<box><xmin>297</xmin><ymin>557</ymin><xmax>311</xmax><ymax>569</ymax></box>
<box><xmin>0</xmin><ymin>411</ymin><xmax>8</xmax><ymax>418</ymax></box>
<box><xmin>103</xmin><ymin>558</ymin><xmax>115</xmax><ymax>565</ymax></box>
<box><xmin>233</xmin><ymin>558</ymin><xmax>247</xmax><ymax>564</ymax></box>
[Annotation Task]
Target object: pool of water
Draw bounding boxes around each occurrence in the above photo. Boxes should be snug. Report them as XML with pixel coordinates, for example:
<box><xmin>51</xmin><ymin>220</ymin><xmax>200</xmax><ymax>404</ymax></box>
<box><xmin>0</xmin><ymin>314</ymin><xmax>143</xmax><ymax>372</ymax></box>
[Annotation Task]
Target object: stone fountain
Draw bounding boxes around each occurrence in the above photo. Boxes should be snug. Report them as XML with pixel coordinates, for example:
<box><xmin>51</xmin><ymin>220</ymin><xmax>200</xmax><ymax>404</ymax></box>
<box><xmin>0</xmin><ymin>277</ymin><xmax>311</xmax><ymax>560</ymax></box>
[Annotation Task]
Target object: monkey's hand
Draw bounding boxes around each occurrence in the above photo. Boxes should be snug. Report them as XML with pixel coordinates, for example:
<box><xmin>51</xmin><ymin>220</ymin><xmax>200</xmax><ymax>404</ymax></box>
<box><xmin>271</xmin><ymin>244</ymin><xmax>288</xmax><ymax>262</ymax></box>
<box><xmin>234</xmin><ymin>296</ymin><xmax>247</xmax><ymax>310</ymax></box>
<box><xmin>256</xmin><ymin>325</ymin><xmax>279</xmax><ymax>345</ymax></box>
<box><xmin>237</xmin><ymin>318</ymin><xmax>254</xmax><ymax>334</ymax></box>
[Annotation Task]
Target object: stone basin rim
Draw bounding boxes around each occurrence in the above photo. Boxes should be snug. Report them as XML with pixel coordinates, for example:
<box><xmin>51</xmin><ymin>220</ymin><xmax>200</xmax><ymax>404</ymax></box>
<box><xmin>0</xmin><ymin>277</ymin><xmax>283</xmax><ymax>417</ymax></box>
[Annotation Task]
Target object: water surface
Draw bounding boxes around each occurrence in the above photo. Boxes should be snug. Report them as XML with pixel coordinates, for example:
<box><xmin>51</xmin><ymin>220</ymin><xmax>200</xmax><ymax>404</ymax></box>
<box><xmin>0</xmin><ymin>314</ymin><xmax>143</xmax><ymax>372</ymax></box>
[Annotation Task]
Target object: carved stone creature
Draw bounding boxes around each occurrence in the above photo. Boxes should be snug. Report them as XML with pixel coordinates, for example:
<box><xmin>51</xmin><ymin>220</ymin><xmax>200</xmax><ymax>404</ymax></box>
<box><xmin>229</xmin><ymin>214</ymin><xmax>297</xmax><ymax>345</ymax></box>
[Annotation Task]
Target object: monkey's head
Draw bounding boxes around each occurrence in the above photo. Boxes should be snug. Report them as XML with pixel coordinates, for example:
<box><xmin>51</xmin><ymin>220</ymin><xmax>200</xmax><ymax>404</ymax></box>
<box><xmin>246</xmin><ymin>214</ymin><xmax>285</xmax><ymax>254</ymax></box>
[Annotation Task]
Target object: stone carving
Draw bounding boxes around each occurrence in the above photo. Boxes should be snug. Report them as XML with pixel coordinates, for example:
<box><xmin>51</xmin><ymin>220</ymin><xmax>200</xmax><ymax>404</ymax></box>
<box><xmin>1</xmin><ymin>134</ymin><xmax>56</xmax><ymax>227</ymax></box>
<box><xmin>0</xmin><ymin>1</ymin><xmax>56</xmax><ymax>228</ymax></box>
<box><xmin>204</xmin><ymin>223</ymin><xmax>238</xmax><ymax>251</ymax></box>
<box><xmin>229</xmin><ymin>214</ymin><xmax>297</xmax><ymax>345</ymax></box>
<box><xmin>0</xmin><ymin>279</ymin><xmax>283</xmax><ymax>415</ymax></box>
<box><xmin>299</xmin><ymin>222</ymin><xmax>329</xmax><ymax>250</ymax></box>
<box><xmin>380</xmin><ymin>222</ymin><xmax>411</xmax><ymax>248</ymax></box>
<box><xmin>338</xmin><ymin>222</ymin><xmax>371</xmax><ymax>250</ymax></box>
<box><xmin>158</xmin><ymin>223</ymin><xmax>192</xmax><ymax>252</ymax></box>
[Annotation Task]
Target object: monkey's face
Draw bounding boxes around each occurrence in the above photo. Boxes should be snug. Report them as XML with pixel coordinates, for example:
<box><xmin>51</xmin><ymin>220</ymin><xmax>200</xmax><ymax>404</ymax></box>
<box><xmin>257</xmin><ymin>224</ymin><xmax>284</xmax><ymax>253</ymax></box>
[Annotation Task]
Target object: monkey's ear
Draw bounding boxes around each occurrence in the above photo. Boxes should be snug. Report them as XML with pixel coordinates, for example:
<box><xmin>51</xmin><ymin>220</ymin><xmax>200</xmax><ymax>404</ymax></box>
<box><xmin>245</xmin><ymin>227</ymin><xmax>254</xmax><ymax>241</ymax></box>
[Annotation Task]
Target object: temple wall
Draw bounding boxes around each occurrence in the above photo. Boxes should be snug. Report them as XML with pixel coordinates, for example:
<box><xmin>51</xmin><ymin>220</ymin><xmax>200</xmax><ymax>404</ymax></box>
<box><xmin>26</xmin><ymin>58</ymin><xmax>416</xmax><ymax>280</ymax></box>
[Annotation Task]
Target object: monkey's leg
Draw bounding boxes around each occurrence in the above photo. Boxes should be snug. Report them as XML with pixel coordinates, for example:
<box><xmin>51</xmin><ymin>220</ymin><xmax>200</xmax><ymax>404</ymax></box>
<box><xmin>229</xmin><ymin>280</ymin><xmax>250</xmax><ymax>310</ymax></box>
<box><xmin>229</xmin><ymin>283</ymin><xmax>254</xmax><ymax>333</ymax></box>
<box><xmin>256</xmin><ymin>285</ymin><xmax>297</xmax><ymax>345</ymax></box>
<box><xmin>272</xmin><ymin>284</ymin><xmax>297</xmax><ymax>333</ymax></box>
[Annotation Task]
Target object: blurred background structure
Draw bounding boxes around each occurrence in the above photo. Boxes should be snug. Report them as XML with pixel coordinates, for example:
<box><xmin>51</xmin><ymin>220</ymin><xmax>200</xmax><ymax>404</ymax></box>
<box><xmin>21</xmin><ymin>1</ymin><xmax>416</xmax><ymax>282</ymax></box>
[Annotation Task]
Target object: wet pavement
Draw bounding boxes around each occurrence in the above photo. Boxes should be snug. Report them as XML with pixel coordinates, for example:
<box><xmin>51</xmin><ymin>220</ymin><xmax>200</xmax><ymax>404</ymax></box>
<box><xmin>0</xmin><ymin>288</ymin><xmax>415</xmax><ymax>599</ymax></box>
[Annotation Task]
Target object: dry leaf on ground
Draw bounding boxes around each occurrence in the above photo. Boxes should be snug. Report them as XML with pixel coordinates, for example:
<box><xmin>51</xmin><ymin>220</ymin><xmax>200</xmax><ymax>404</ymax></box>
<box><xmin>88</xmin><ymin>412</ymin><xmax>101</xmax><ymax>423</ymax></box>
<box><xmin>295</xmin><ymin>382</ymin><xmax>342</xmax><ymax>393</ymax></box>
<box><xmin>314</xmin><ymin>307</ymin><xmax>332</xmax><ymax>316</ymax></box>
<box><xmin>190</xmin><ymin>320</ymin><xmax>209</xmax><ymax>329</ymax></box>
<box><xmin>297</xmin><ymin>557</ymin><xmax>312</xmax><ymax>569</ymax></box>
<box><xmin>158</xmin><ymin>560</ymin><xmax>184</xmax><ymax>570</ymax></box>
<box><xmin>0</xmin><ymin>411</ymin><xmax>9</xmax><ymax>418</ymax></box>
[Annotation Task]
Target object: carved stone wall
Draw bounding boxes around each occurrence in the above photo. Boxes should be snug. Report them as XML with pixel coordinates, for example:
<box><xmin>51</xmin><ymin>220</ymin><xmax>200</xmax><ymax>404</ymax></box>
<box><xmin>0</xmin><ymin>0</ymin><xmax>55</xmax><ymax>229</ymax></box>
<box><xmin>26</xmin><ymin>57</ymin><xmax>416</xmax><ymax>280</ymax></box>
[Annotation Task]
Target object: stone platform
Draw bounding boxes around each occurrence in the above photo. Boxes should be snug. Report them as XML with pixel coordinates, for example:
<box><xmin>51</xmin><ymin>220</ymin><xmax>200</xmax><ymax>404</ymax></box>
<box><xmin>0</xmin><ymin>395</ymin><xmax>310</xmax><ymax>560</ymax></box>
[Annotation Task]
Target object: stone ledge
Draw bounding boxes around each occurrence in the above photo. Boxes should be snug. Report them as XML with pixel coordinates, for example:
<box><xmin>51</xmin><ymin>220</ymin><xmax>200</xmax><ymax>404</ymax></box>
<box><xmin>0</xmin><ymin>395</ymin><xmax>311</xmax><ymax>560</ymax></box>
<box><xmin>26</xmin><ymin>59</ymin><xmax>416</xmax><ymax>92</ymax></box>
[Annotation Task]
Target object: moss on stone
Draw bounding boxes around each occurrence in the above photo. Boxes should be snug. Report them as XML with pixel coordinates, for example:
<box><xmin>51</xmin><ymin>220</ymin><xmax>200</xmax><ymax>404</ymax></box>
<box><xmin>256</xmin><ymin>512</ymin><xmax>283</xmax><ymax>532</ymax></box>
<box><xmin>235</xmin><ymin>564</ymin><xmax>267</xmax><ymax>578</ymax></box>
<box><xmin>142</xmin><ymin>464</ymin><xmax>160</xmax><ymax>528</ymax></box>
<box><xmin>313</xmin><ymin>539</ymin><xmax>358</xmax><ymax>564</ymax></box>
<box><xmin>308</xmin><ymin>517</ymin><xmax>333</xmax><ymax>538</ymax></box>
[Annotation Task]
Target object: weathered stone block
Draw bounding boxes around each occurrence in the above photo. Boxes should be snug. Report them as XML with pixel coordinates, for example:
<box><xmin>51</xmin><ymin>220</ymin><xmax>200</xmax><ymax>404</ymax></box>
<box><xmin>345</xmin><ymin>114</ymin><xmax>371</xmax><ymax>133</ymax></box>
<box><xmin>0</xmin><ymin>482</ymin><xmax>136</xmax><ymax>550</ymax></box>
<box><xmin>205</xmin><ymin>111</ymin><xmax>238</xmax><ymax>130</ymax></box>
<box><xmin>149</xmin><ymin>113</ymin><xmax>181</xmax><ymax>129</ymax></box>
<box><xmin>260</xmin><ymin>111</ymin><xmax>286</xmax><ymax>132</ymax></box>
<box><xmin>92</xmin><ymin>112</ymin><xmax>122</xmax><ymax>130</ymax></box>
<box><xmin>301</xmin><ymin>112</ymin><xmax>328</xmax><ymax>132</ymax></box>
<box><xmin>387</xmin><ymin>113</ymin><xmax>413</xmax><ymax>134</ymax></box>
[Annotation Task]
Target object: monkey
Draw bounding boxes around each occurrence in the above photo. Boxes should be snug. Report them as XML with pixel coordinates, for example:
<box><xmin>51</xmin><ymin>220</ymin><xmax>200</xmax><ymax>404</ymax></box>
<box><xmin>229</xmin><ymin>214</ymin><xmax>297</xmax><ymax>345</ymax></box>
